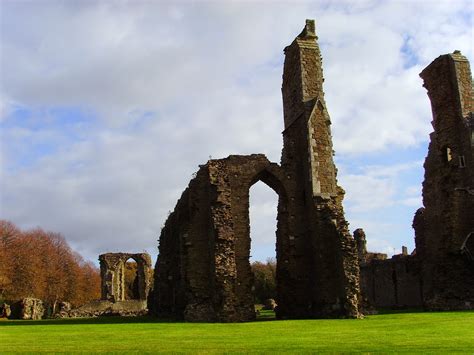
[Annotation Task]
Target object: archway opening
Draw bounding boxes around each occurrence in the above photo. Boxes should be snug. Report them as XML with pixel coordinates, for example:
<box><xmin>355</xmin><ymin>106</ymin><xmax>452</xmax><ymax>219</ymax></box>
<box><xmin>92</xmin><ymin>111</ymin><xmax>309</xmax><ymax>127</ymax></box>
<box><xmin>124</xmin><ymin>258</ymin><xmax>140</xmax><ymax>300</ymax></box>
<box><xmin>249</xmin><ymin>180</ymin><xmax>278</xmax><ymax>317</ymax></box>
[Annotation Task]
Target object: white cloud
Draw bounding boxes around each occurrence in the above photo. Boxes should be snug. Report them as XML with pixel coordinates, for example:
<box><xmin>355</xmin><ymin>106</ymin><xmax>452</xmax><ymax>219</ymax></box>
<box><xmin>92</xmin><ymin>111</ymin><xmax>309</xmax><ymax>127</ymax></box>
<box><xmin>340</xmin><ymin>160</ymin><xmax>423</xmax><ymax>212</ymax></box>
<box><xmin>342</xmin><ymin>174</ymin><xmax>396</xmax><ymax>212</ymax></box>
<box><xmin>0</xmin><ymin>0</ymin><xmax>471</xmax><ymax>262</ymax></box>
<box><xmin>340</xmin><ymin>159</ymin><xmax>423</xmax><ymax>255</ymax></box>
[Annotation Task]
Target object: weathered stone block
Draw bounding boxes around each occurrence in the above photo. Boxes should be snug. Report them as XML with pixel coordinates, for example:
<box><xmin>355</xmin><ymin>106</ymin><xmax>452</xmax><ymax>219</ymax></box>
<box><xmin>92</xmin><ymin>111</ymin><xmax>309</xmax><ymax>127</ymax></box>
<box><xmin>10</xmin><ymin>298</ymin><xmax>45</xmax><ymax>320</ymax></box>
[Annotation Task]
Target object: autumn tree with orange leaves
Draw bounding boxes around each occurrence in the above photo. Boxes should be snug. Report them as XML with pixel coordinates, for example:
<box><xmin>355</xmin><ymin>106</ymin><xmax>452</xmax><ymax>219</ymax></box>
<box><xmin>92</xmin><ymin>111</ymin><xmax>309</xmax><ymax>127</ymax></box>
<box><xmin>0</xmin><ymin>220</ymin><xmax>100</xmax><ymax>308</ymax></box>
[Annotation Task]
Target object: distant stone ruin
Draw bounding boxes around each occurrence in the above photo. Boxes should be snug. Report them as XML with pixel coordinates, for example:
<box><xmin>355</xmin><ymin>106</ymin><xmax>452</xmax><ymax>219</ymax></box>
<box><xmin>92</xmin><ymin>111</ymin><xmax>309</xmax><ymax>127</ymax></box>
<box><xmin>152</xmin><ymin>20</ymin><xmax>361</xmax><ymax>322</ymax></box>
<box><xmin>99</xmin><ymin>252</ymin><xmax>152</xmax><ymax>302</ymax></box>
<box><xmin>359</xmin><ymin>51</ymin><xmax>474</xmax><ymax>310</ymax></box>
<box><xmin>58</xmin><ymin>252</ymin><xmax>152</xmax><ymax>318</ymax></box>
<box><xmin>9</xmin><ymin>298</ymin><xmax>45</xmax><ymax>320</ymax></box>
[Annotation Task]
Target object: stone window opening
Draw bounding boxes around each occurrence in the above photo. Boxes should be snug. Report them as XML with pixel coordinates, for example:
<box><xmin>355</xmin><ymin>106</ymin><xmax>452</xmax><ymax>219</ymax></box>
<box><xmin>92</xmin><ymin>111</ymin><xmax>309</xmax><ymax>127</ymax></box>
<box><xmin>458</xmin><ymin>155</ymin><xmax>466</xmax><ymax>168</ymax></box>
<box><xmin>123</xmin><ymin>257</ymin><xmax>140</xmax><ymax>300</ymax></box>
<box><xmin>249</xmin><ymin>181</ymin><xmax>278</xmax><ymax>305</ymax></box>
<box><xmin>445</xmin><ymin>146</ymin><xmax>453</xmax><ymax>162</ymax></box>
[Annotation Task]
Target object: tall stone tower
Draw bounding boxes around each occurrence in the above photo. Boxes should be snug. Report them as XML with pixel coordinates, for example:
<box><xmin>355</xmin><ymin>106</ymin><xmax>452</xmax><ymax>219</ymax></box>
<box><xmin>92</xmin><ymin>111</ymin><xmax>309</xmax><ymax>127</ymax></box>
<box><xmin>415</xmin><ymin>51</ymin><xmax>474</xmax><ymax>309</ymax></box>
<box><xmin>277</xmin><ymin>19</ymin><xmax>360</xmax><ymax>318</ymax></box>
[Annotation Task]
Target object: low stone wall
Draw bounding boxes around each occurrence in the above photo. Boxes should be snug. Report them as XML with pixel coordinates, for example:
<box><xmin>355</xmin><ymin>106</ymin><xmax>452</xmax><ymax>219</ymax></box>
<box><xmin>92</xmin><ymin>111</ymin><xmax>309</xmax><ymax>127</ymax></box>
<box><xmin>59</xmin><ymin>300</ymin><xmax>148</xmax><ymax>318</ymax></box>
<box><xmin>9</xmin><ymin>298</ymin><xmax>45</xmax><ymax>320</ymax></box>
<box><xmin>360</xmin><ymin>256</ymin><xmax>423</xmax><ymax>309</ymax></box>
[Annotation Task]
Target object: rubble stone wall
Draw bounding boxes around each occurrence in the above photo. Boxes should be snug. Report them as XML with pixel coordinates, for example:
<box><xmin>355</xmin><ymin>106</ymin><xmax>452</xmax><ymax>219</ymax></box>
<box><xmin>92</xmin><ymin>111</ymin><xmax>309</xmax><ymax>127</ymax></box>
<box><xmin>360</xmin><ymin>256</ymin><xmax>423</xmax><ymax>308</ymax></box>
<box><xmin>153</xmin><ymin>20</ymin><xmax>361</xmax><ymax>322</ymax></box>
<box><xmin>153</xmin><ymin>164</ymin><xmax>215</xmax><ymax>320</ymax></box>
<box><xmin>9</xmin><ymin>298</ymin><xmax>45</xmax><ymax>320</ymax></box>
<box><xmin>154</xmin><ymin>155</ymin><xmax>291</xmax><ymax>321</ymax></box>
<box><xmin>415</xmin><ymin>51</ymin><xmax>474</xmax><ymax>310</ymax></box>
<box><xmin>99</xmin><ymin>252</ymin><xmax>152</xmax><ymax>302</ymax></box>
<box><xmin>358</xmin><ymin>52</ymin><xmax>473</xmax><ymax>311</ymax></box>
<box><xmin>280</xmin><ymin>20</ymin><xmax>360</xmax><ymax>318</ymax></box>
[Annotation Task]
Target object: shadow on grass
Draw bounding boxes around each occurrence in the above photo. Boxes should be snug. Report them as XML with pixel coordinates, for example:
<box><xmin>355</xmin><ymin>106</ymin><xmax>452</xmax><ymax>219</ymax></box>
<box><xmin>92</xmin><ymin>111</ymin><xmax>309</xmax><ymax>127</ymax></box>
<box><xmin>255</xmin><ymin>309</ymin><xmax>276</xmax><ymax>321</ymax></box>
<box><xmin>0</xmin><ymin>312</ymin><xmax>278</xmax><ymax>326</ymax></box>
<box><xmin>0</xmin><ymin>315</ymin><xmax>178</xmax><ymax>326</ymax></box>
<box><xmin>5</xmin><ymin>308</ymin><xmax>467</xmax><ymax>326</ymax></box>
<box><xmin>374</xmin><ymin>307</ymin><xmax>426</xmax><ymax>315</ymax></box>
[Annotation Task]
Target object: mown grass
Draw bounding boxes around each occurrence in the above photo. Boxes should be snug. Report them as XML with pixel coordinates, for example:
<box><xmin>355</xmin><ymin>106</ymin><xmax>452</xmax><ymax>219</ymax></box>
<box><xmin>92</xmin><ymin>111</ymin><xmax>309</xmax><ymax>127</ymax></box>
<box><xmin>1</xmin><ymin>311</ymin><xmax>473</xmax><ymax>353</ymax></box>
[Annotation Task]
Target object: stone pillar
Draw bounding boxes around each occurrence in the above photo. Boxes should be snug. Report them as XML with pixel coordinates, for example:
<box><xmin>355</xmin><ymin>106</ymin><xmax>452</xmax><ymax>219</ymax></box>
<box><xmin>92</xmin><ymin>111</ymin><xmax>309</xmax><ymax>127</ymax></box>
<box><xmin>354</xmin><ymin>228</ymin><xmax>368</xmax><ymax>263</ymax></box>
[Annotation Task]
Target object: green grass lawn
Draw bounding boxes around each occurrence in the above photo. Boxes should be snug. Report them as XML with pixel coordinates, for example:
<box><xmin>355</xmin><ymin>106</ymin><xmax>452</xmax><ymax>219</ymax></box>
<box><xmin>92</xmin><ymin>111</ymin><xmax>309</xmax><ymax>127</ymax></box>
<box><xmin>1</xmin><ymin>311</ymin><xmax>473</xmax><ymax>353</ymax></box>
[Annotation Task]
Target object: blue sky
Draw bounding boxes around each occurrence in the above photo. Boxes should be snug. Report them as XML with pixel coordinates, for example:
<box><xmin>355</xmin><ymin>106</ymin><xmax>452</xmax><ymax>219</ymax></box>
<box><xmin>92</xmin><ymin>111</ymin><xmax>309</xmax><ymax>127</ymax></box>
<box><xmin>0</xmin><ymin>0</ymin><xmax>472</xmax><ymax>264</ymax></box>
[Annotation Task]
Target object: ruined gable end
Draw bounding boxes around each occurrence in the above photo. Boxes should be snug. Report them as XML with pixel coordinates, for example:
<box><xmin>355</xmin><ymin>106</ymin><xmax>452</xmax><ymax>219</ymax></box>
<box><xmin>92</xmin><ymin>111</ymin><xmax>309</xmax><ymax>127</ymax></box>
<box><xmin>152</xmin><ymin>20</ymin><xmax>361</xmax><ymax>322</ymax></box>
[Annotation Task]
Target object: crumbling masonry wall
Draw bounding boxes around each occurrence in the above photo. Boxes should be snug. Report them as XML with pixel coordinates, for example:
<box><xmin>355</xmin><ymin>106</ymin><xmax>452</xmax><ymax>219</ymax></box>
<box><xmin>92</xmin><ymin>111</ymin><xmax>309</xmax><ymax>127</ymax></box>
<box><xmin>415</xmin><ymin>51</ymin><xmax>474</xmax><ymax>310</ymax></box>
<box><xmin>279</xmin><ymin>20</ymin><xmax>359</xmax><ymax>318</ymax></box>
<box><xmin>54</xmin><ymin>253</ymin><xmax>152</xmax><ymax>318</ymax></box>
<box><xmin>154</xmin><ymin>155</ymin><xmax>290</xmax><ymax>321</ymax></box>
<box><xmin>355</xmin><ymin>229</ymin><xmax>423</xmax><ymax>309</ymax></box>
<box><xmin>99</xmin><ymin>253</ymin><xmax>152</xmax><ymax>302</ymax></box>
<box><xmin>358</xmin><ymin>51</ymin><xmax>474</xmax><ymax>311</ymax></box>
<box><xmin>153</xmin><ymin>20</ymin><xmax>361</xmax><ymax>322</ymax></box>
<box><xmin>360</xmin><ymin>257</ymin><xmax>423</xmax><ymax>308</ymax></box>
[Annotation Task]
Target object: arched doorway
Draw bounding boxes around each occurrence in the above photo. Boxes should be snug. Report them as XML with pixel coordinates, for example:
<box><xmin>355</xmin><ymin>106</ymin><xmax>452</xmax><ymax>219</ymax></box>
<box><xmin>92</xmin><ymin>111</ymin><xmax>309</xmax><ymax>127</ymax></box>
<box><xmin>249</xmin><ymin>181</ymin><xmax>278</xmax><ymax>315</ymax></box>
<box><xmin>232</xmin><ymin>166</ymin><xmax>289</xmax><ymax>321</ymax></box>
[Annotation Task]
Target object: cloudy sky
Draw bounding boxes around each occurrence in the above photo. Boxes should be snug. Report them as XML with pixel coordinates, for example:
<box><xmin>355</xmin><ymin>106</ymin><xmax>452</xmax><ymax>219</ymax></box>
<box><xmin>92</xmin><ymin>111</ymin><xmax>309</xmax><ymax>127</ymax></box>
<box><xmin>1</xmin><ymin>0</ymin><xmax>472</xmax><ymax>265</ymax></box>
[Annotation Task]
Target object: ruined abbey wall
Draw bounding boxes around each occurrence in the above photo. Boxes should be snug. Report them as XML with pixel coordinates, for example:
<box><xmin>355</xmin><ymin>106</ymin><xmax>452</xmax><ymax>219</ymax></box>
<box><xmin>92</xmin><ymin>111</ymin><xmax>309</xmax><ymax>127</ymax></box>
<box><xmin>360</xmin><ymin>257</ymin><xmax>423</xmax><ymax>309</ymax></box>
<box><xmin>359</xmin><ymin>51</ymin><xmax>473</xmax><ymax>311</ymax></box>
<box><xmin>152</xmin><ymin>23</ymin><xmax>474</xmax><ymax>320</ymax></box>
<box><xmin>279</xmin><ymin>22</ymin><xmax>359</xmax><ymax>317</ymax></box>
<box><xmin>415</xmin><ymin>51</ymin><xmax>474</xmax><ymax>310</ymax></box>
<box><xmin>154</xmin><ymin>155</ymin><xmax>290</xmax><ymax>321</ymax></box>
<box><xmin>355</xmin><ymin>229</ymin><xmax>423</xmax><ymax>309</ymax></box>
<box><xmin>152</xmin><ymin>164</ymin><xmax>214</xmax><ymax>320</ymax></box>
<box><xmin>152</xmin><ymin>20</ymin><xmax>361</xmax><ymax>322</ymax></box>
<box><xmin>99</xmin><ymin>252</ymin><xmax>152</xmax><ymax>302</ymax></box>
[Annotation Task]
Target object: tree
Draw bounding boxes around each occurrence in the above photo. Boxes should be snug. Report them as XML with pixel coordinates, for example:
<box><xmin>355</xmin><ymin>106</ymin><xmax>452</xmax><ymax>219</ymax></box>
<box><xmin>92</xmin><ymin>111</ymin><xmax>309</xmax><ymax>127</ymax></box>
<box><xmin>251</xmin><ymin>258</ymin><xmax>276</xmax><ymax>304</ymax></box>
<box><xmin>0</xmin><ymin>220</ymin><xmax>20</xmax><ymax>301</ymax></box>
<box><xmin>0</xmin><ymin>220</ymin><xmax>101</xmax><ymax>307</ymax></box>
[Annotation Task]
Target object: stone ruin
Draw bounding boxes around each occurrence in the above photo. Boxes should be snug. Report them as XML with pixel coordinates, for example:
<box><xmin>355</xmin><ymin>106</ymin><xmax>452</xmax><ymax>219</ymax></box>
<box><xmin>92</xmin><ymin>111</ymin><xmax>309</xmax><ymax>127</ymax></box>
<box><xmin>358</xmin><ymin>51</ymin><xmax>474</xmax><ymax>310</ymax></box>
<box><xmin>150</xmin><ymin>21</ymin><xmax>473</xmax><ymax>320</ymax></box>
<box><xmin>0</xmin><ymin>303</ymin><xmax>11</xmax><ymax>318</ymax></box>
<box><xmin>57</xmin><ymin>253</ymin><xmax>153</xmax><ymax>318</ymax></box>
<box><xmin>99</xmin><ymin>252</ymin><xmax>152</xmax><ymax>303</ymax></box>
<box><xmin>7</xmin><ymin>298</ymin><xmax>45</xmax><ymax>320</ymax></box>
<box><xmin>2</xmin><ymin>254</ymin><xmax>153</xmax><ymax>319</ymax></box>
<box><xmin>16</xmin><ymin>20</ymin><xmax>468</xmax><ymax>322</ymax></box>
<box><xmin>357</xmin><ymin>229</ymin><xmax>423</xmax><ymax>309</ymax></box>
<box><xmin>152</xmin><ymin>20</ymin><xmax>361</xmax><ymax>322</ymax></box>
